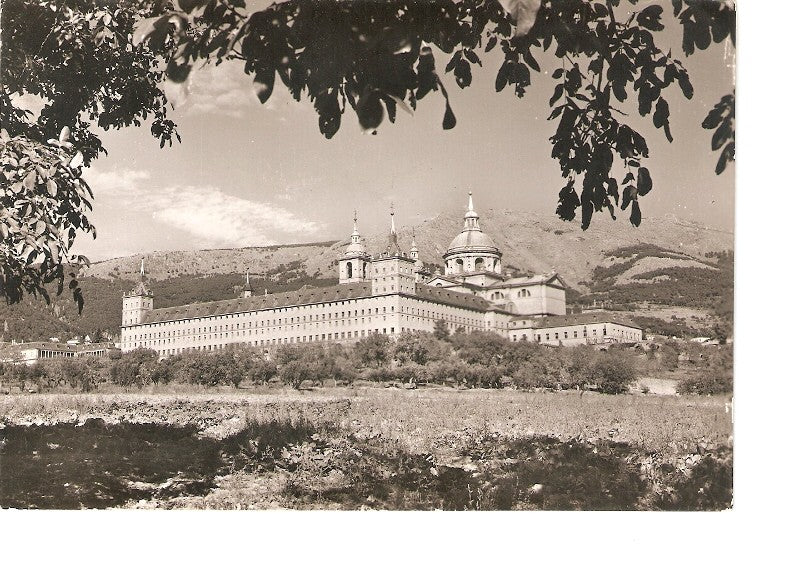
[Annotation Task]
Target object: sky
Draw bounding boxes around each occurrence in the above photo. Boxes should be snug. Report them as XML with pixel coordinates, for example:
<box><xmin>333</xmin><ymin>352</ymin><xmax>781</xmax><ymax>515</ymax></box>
<box><xmin>66</xmin><ymin>0</ymin><xmax>735</xmax><ymax>261</ymax></box>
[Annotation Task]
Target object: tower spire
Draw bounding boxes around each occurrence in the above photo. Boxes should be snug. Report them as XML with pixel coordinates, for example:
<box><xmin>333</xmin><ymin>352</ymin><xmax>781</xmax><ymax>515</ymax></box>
<box><xmin>242</xmin><ymin>269</ymin><xmax>253</xmax><ymax>297</ymax></box>
<box><xmin>140</xmin><ymin>257</ymin><xmax>145</xmax><ymax>278</ymax></box>
<box><xmin>386</xmin><ymin>203</ymin><xmax>400</xmax><ymax>256</ymax></box>
<box><xmin>390</xmin><ymin>202</ymin><xmax>396</xmax><ymax>234</ymax></box>
<box><xmin>463</xmin><ymin>191</ymin><xmax>480</xmax><ymax>230</ymax></box>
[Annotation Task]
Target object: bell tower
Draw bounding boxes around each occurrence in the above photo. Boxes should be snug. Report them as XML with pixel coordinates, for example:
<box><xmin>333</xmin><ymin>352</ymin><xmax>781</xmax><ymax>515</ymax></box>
<box><xmin>339</xmin><ymin>211</ymin><xmax>371</xmax><ymax>284</ymax></box>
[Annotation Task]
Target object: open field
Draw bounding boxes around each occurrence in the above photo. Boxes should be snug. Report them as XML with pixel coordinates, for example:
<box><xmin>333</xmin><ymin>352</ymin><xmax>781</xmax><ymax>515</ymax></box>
<box><xmin>0</xmin><ymin>387</ymin><xmax>732</xmax><ymax>510</ymax></box>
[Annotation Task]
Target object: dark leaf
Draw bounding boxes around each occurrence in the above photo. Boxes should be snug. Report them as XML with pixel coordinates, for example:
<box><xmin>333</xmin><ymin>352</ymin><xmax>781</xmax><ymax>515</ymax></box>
<box><xmin>166</xmin><ymin>58</ymin><xmax>192</xmax><ymax>83</ymax></box>
<box><xmin>178</xmin><ymin>0</ymin><xmax>206</xmax><ymax>14</ymax></box>
<box><xmin>549</xmin><ymin>83</ymin><xmax>563</xmax><ymax>106</ymax></box>
<box><xmin>556</xmin><ymin>181</ymin><xmax>580</xmax><ymax>221</ymax></box>
<box><xmin>629</xmin><ymin>200</ymin><xmax>642</xmax><ymax>227</ymax></box>
<box><xmin>677</xmin><ymin>69</ymin><xmax>693</xmax><ymax>99</ymax></box>
<box><xmin>454</xmin><ymin>59</ymin><xmax>472</xmax><ymax>88</ymax></box>
<box><xmin>495</xmin><ymin>62</ymin><xmax>511</xmax><ymax>92</ymax></box>
<box><xmin>712</xmin><ymin>124</ymin><xmax>731</xmax><ymax>151</ymax></box>
<box><xmin>443</xmin><ymin>102</ymin><xmax>457</xmax><ymax>130</ymax></box>
<box><xmin>254</xmin><ymin>68</ymin><xmax>275</xmax><ymax>104</ymax></box>
<box><xmin>356</xmin><ymin>91</ymin><xmax>384</xmax><ymax>132</ymax></box>
<box><xmin>581</xmin><ymin>199</ymin><xmax>593</xmax><ymax>230</ymax></box>
<box><xmin>715</xmin><ymin>142</ymin><xmax>735</xmax><ymax>175</ymax></box>
<box><xmin>637</xmin><ymin>167</ymin><xmax>653</xmax><ymax>196</ymax></box>
<box><xmin>636</xmin><ymin>5</ymin><xmax>664</xmax><ymax>32</ymax></box>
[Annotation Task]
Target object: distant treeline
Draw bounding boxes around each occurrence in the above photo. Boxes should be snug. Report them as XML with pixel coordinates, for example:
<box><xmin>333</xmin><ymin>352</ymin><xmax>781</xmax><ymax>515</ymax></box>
<box><xmin>1</xmin><ymin>329</ymin><xmax>732</xmax><ymax>396</ymax></box>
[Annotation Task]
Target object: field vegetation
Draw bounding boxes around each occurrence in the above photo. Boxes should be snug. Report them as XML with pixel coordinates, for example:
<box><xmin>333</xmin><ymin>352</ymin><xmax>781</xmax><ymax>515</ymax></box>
<box><xmin>1</xmin><ymin>388</ymin><xmax>732</xmax><ymax>511</ymax></box>
<box><xmin>1</xmin><ymin>329</ymin><xmax>733</xmax><ymax>510</ymax></box>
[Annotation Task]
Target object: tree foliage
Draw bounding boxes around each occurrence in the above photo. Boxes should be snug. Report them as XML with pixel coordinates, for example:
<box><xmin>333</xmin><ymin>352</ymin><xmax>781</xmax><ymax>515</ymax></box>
<box><xmin>1</xmin><ymin>0</ymin><xmax>735</xmax><ymax>304</ymax></box>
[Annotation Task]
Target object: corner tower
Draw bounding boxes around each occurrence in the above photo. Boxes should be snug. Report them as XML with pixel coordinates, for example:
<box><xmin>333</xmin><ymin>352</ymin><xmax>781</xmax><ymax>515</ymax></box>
<box><xmin>371</xmin><ymin>207</ymin><xmax>416</xmax><ymax>296</ymax></box>
<box><xmin>339</xmin><ymin>211</ymin><xmax>371</xmax><ymax>284</ymax></box>
<box><xmin>122</xmin><ymin>258</ymin><xmax>153</xmax><ymax>327</ymax></box>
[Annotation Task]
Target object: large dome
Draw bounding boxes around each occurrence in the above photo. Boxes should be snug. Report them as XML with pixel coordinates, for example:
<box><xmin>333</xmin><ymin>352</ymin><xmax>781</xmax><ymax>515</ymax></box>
<box><xmin>446</xmin><ymin>229</ymin><xmax>498</xmax><ymax>253</ymax></box>
<box><xmin>444</xmin><ymin>192</ymin><xmax>500</xmax><ymax>256</ymax></box>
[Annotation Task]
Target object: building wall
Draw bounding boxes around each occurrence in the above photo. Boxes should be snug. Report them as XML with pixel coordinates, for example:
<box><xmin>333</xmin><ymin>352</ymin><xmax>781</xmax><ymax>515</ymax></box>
<box><xmin>120</xmin><ymin>292</ymin><xmax>496</xmax><ymax>357</ymax></box>
<box><xmin>485</xmin><ymin>283</ymin><xmax>566</xmax><ymax>317</ymax></box>
<box><xmin>371</xmin><ymin>257</ymin><xmax>416</xmax><ymax>296</ymax></box>
<box><xmin>508</xmin><ymin>321</ymin><xmax>643</xmax><ymax>346</ymax></box>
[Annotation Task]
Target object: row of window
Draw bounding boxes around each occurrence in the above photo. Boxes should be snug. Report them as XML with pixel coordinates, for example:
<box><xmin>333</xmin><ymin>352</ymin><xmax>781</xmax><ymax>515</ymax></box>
<box><xmin>510</xmin><ymin>325</ymin><xmax>641</xmax><ymax>343</ymax></box>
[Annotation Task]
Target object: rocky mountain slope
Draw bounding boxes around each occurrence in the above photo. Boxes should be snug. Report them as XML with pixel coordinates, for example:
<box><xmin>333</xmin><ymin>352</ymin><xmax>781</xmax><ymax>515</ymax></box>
<box><xmin>85</xmin><ymin>210</ymin><xmax>733</xmax><ymax>290</ymax></box>
<box><xmin>1</xmin><ymin>211</ymin><xmax>733</xmax><ymax>343</ymax></box>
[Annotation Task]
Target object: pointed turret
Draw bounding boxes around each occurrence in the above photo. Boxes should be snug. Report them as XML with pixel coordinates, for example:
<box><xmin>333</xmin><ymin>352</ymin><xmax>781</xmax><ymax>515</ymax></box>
<box><xmin>130</xmin><ymin>257</ymin><xmax>151</xmax><ymax>296</ymax></box>
<box><xmin>242</xmin><ymin>270</ymin><xmax>253</xmax><ymax>298</ymax></box>
<box><xmin>384</xmin><ymin>203</ymin><xmax>402</xmax><ymax>257</ymax></box>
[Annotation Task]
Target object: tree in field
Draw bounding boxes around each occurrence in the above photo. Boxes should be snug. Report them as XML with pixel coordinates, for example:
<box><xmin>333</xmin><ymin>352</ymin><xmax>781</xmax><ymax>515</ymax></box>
<box><xmin>1</xmin><ymin>0</ymin><xmax>734</xmax><ymax>305</ymax></box>
<box><xmin>353</xmin><ymin>332</ymin><xmax>392</xmax><ymax>368</ymax></box>
<box><xmin>395</xmin><ymin>330</ymin><xmax>450</xmax><ymax>365</ymax></box>
<box><xmin>587</xmin><ymin>350</ymin><xmax>637</xmax><ymax>394</ymax></box>
<box><xmin>433</xmin><ymin>319</ymin><xmax>451</xmax><ymax>342</ymax></box>
<box><xmin>451</xmin><ymin>330</ymin><xmax>508</xmax><ymax>365</ymax></box>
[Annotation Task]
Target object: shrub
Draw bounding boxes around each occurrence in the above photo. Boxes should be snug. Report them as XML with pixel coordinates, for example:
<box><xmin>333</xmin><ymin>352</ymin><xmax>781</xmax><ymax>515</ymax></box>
<box><xmin>587</xmin><ymin>352</ymin><xmax>637</xmax><ymax>394</ymax></box>
<box><xmin>512</xmin><ymin>362</ymin><xmax>556</xmax><ymax>390</ymax></box>
<box><xmin>451</xmin><ymin>331</ymin><xmax>508</xmax><ymax>366</ymax></box>
<box><xmin>677</xmin><ymin>370</ymin><xmax>732</xmax><ymax>395</ymax></box>
<box><xmin>249</xmin><ymin>359</ymin><xmax>278</xmax><ymax>385</ymax></box>
<box><xmin>353</xmin><ymin>333</ymin><xmax>391</xmax><ymax>368</ymax></box>
<box><xmin>279</xmin><ymin>359</ymin><xmax>313</xmax><ymax>389</ymax></box>
<box><xmin>110</xmin><ymin>348</ymin><xmax>158</xmax><ymax>388</ymax></box>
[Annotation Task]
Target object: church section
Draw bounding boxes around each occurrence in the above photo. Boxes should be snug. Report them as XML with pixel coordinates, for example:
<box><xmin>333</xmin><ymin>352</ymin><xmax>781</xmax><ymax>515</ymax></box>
<box><xmin>485</xmin><ymin>273</ymin><xmax>568</xmax><ymax>317</ymax></box>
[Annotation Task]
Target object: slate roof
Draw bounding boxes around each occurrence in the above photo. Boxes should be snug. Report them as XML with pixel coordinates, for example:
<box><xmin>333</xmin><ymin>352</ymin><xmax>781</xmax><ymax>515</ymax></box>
<box><xmin>413</xmin><ymin>283</ymin><xmax>495</xmax><ymax>312</ymax></box>
<box><xmin>139</xmin><ymin>281</ymin><xmax>498</xmax><ymax>325</ymax></box>
<box><xmin>488</xmin><ymin>272</ymin><xmax>566</xmax><ymax>289</ymax></box>
<box><xmin>510</xmin><ymin>310</ymin><xmax>642</xmax><ymax>330</ymax></box>
<box><xmin>142</xmin><ymin>283</ymin><xmax>373</xmax><ymax>324</ymax></box>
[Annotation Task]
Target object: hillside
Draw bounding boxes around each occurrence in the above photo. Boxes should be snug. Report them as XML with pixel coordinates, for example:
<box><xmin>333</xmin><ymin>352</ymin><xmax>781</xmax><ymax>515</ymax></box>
<box><xmin>1</xmin><ymin>211</ymin><xmax>733</xmax><ymax>342</ymax></box>
<box><xmin>84</xmin><ymin>210</ymin><xmax>732</xmax><ymax>289</ymax></box>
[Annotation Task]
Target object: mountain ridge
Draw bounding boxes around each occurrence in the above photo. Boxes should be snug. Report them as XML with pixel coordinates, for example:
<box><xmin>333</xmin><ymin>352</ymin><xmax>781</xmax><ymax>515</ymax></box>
<box><xmin>84</xmin><ymin>210</ymin><xmax>733</xmax><ymax>289</ymax></box>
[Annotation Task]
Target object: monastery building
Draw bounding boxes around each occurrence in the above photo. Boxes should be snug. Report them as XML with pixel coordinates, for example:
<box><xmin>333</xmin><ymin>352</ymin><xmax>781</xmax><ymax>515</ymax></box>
<box><xmin>120</xmin><ymin>194</ymin><xmax>642</xmax><ymax>356</ymax></box>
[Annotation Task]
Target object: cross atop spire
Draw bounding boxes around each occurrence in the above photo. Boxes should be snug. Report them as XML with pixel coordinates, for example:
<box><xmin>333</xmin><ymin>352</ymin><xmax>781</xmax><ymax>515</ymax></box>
<box><xmin>140</xmin><ymin>257</ymin><xmax>145</xmax><ymax>278</ymax></box>
<box><xmin>352</xmin><ymin>209</ymin><xmax>360</xmax><ymax>237</ymax></box>
<box><xmin>463</xmin><ymin>191</ymin><xmax>480</xmax><ymax>230</ymax></box>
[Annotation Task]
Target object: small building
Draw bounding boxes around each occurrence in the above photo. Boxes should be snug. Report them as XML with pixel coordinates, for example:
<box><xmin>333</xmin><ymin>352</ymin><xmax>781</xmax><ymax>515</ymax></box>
<box><xmin>0</xmin><ymin>342</ymin><xmax>117</xmax><ymax>365</ymax></box>
<box><xmin>508</xmin><ymin>311</ymin><xmax>644</xmax><ymax>346</ymax></box>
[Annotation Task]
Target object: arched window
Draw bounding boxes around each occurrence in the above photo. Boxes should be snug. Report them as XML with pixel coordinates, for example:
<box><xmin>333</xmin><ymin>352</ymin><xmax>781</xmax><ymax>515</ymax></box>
<box><xmin>346</xmin><ymin>262</ymin><xmax>353</xmax><ymax>279</ymax></box>
<box><xmin>474</xmin><ymin>257</ymin><xmax>484</xmax><ymax>271</ymax></box>
<box><xmin>435</xmin><ymin>283</ymin><xmax>442</xmax><ymax>287</ymax></box>
<box><xmin>455</xmin><ymin>258</ymin><xmax>464</xmax><ymax>271</ymax></box>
